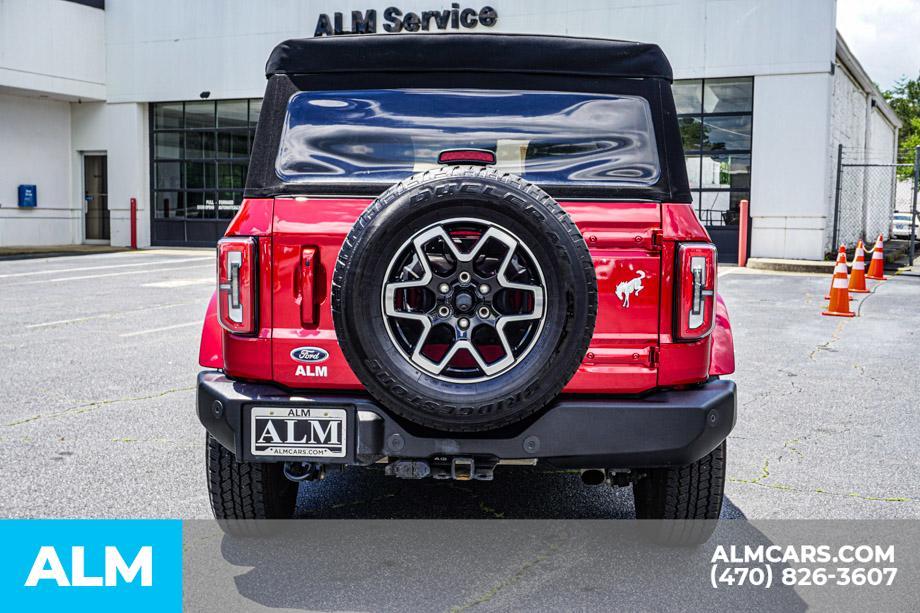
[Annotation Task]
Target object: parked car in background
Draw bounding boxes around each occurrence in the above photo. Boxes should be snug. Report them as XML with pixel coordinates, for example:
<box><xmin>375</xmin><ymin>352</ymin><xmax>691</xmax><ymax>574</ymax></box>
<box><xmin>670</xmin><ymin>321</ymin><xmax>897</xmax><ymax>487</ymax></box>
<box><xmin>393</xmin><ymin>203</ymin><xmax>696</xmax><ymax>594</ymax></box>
<box><xmin>892</xmin><ymin>211</ymin><xmax>920</xmax><ymax>239</ymax></box>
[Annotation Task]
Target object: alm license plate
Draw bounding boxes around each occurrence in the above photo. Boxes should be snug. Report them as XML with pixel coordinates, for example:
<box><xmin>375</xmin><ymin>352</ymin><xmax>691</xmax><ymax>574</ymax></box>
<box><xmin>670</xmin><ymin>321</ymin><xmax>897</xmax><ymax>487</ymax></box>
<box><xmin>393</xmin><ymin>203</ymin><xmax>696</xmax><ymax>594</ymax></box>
<box><xmin>250</xmin><ymin>407</ymin><xmax>347</xmax><ymax>458</ymax></box>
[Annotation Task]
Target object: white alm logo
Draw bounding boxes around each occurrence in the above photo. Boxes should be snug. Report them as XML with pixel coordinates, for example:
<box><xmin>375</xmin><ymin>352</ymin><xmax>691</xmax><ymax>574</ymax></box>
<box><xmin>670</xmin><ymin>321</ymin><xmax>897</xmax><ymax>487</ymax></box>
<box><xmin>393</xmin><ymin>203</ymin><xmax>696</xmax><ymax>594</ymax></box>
<box><xmin>24</xmin><ymin>546</ymin><xmax>153</xmax><ymax>587</ymax></box>
<box><xmin>615</xmin><ymin>271</ymin><xmax>646</xmax><ymax>308</ymax></box>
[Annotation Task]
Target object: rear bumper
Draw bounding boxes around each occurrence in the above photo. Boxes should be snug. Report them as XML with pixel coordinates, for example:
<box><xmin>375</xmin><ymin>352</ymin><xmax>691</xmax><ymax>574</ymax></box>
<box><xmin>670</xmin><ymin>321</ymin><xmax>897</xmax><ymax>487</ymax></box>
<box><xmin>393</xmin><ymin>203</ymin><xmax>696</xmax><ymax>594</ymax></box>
<box><xmin>197</xmin><ymin>371</ymin><xmax>736</xmax><ymax>468</ymax></box>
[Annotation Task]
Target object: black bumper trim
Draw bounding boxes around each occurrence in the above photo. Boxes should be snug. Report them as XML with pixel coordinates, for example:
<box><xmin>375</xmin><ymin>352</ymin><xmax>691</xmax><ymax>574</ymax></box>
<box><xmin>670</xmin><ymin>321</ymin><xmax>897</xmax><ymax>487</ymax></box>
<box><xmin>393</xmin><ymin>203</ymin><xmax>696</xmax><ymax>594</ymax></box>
<box><xmin>197</xmin><ymin>371</ymin><xmax>736</xmax><ymax>468</ymax></box>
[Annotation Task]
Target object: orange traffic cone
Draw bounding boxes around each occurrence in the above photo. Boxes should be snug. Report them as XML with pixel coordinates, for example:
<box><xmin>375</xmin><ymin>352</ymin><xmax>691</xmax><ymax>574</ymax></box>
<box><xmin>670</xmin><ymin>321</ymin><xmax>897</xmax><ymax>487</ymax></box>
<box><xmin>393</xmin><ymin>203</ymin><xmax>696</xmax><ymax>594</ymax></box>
<box><xmin>825</xmin><ymin>243</ymin><xmax>854</xmax><ymax>300</ymax></box>
<box><xmin>822</xmin><ymin>245</ymin><xmax>855</xmax><ymax>317</ymax></box>
<box><xmin>847</xmin><ymin>240</ymin><xmax>870</xmax><ymax>293</ymax></box>
<box><xmin>866</xmin><ymin>234</ymin><xmax>887</xmax><ymax>280</ymax></box>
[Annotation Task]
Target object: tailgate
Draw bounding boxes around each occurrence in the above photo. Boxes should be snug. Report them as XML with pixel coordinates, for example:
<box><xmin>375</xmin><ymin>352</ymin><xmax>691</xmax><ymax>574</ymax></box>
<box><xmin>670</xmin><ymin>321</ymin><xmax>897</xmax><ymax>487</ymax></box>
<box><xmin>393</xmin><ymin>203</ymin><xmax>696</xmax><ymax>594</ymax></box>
<box><xmin>268</xmin><ymin>198</ymin><xmax>661</xmax><ymax>394</ymax></box>
<box><xmin>560</xmin><ymin>201</ymin><xmax>661</xmax><ymax>394</ymax></box>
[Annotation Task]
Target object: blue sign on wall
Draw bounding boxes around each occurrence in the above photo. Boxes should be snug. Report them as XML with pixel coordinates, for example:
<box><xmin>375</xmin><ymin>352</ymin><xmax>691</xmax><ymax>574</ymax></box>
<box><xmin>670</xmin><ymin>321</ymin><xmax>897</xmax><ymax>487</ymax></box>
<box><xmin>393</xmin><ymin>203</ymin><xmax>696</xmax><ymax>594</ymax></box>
<box><xmin>18</xmin><ymin>185</ymin><xmax>37</xmax><ymax>207</ymax></box>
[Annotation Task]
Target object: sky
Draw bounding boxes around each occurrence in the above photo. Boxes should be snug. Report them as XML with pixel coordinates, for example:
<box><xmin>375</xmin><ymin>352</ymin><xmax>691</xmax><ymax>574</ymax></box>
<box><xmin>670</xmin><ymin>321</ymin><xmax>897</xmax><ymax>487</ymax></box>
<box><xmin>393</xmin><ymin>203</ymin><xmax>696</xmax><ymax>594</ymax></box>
<box><xmin>836</xmin><ymin>0</ymin><xmax>920</xmax><ymax>92</ymax></box>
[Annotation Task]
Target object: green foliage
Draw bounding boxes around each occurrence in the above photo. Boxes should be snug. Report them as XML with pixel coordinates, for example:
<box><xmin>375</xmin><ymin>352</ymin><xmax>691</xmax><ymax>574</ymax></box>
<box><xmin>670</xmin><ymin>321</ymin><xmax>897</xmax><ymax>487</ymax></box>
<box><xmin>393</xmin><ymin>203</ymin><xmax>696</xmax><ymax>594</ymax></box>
<box><xmin>883</xmin><ymin>75</ymin><xmax>920</xmax><ymax>179</ymax></box>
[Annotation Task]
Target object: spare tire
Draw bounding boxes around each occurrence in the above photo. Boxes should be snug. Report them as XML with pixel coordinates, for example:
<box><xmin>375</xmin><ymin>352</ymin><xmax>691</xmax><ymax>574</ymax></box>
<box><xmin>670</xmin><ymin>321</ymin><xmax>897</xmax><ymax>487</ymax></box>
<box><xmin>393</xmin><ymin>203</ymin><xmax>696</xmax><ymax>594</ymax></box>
<box><xmin>332</xmin><ymin>166</ymin><xmax>597</xmax><ymax>432</ymax></box>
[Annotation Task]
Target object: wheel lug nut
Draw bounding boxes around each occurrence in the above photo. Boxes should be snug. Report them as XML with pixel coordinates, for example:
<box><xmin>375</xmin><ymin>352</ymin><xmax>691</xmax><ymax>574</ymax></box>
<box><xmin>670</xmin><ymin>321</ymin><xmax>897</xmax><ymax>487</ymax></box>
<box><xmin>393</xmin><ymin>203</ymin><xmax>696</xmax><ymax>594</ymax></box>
<box><xmin>458</xmin><ymin>271</ymin><xmax>471</xmax><ymax>283</ymax></box>
<box><xmin>438</xmin><ymin>306</ymin><xmax>451</xmax><ymax>317</ymax></box>
<box><xmin>439</xmin><ymin>283</ymin><xmax>450</xmax><ymax>294</ymax></box>
<box><xmin>458</xmin><ymin>318</ymin><xmax>470</xmax><ymax>330</ymax></box>
<box><xmin>478</xmin><ymin>306</ymin><xmax>491</xmax><ymax>318</ymax></box>
<box><xmin>479</xmin><ymin>284</ymin><xmax>490</xmax><ymax>294</ymax></box>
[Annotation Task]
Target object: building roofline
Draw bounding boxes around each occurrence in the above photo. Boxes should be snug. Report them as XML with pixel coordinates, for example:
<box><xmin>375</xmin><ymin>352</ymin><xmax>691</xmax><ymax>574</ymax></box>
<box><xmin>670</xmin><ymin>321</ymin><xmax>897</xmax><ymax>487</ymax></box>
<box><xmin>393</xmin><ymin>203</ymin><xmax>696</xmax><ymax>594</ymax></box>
<box><xmin>836</xmin><ymin>31</ymin><xmax>902</xmax><ymax>129</ymax></box>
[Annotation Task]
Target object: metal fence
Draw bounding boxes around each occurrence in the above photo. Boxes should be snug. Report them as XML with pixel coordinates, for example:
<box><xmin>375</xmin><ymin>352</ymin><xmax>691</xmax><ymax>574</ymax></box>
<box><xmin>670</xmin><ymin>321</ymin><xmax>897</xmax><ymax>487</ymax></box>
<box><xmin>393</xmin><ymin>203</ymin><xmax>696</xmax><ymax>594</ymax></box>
<box><xmin>832</xmin><ymin>145</ymin><xmax>919</xmax><ymax>262</ymax></box>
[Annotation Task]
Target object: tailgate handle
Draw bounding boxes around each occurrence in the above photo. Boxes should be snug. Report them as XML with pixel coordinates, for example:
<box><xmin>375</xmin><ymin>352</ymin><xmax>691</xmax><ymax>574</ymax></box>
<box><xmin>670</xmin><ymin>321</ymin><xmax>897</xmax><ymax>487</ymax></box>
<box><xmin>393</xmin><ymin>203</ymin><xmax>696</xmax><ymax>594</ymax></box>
<box><xmin>584</xmin><ymin>346</ymin><xmax>657</xmax><ymax>367</ymax></box>
<box><xmin>301</xmin><ymin>247</ymin><xmax>317</xmax><ymax>325</ymax></box>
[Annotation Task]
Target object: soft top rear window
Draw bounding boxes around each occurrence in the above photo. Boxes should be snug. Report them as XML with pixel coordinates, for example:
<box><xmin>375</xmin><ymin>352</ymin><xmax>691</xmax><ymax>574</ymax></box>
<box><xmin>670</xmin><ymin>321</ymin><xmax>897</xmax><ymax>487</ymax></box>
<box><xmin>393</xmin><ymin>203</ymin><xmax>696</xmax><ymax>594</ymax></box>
<box><xmin>275</xmin><ymin>89</ymin><xmax>660</xmax><ymax>186</ymax></box>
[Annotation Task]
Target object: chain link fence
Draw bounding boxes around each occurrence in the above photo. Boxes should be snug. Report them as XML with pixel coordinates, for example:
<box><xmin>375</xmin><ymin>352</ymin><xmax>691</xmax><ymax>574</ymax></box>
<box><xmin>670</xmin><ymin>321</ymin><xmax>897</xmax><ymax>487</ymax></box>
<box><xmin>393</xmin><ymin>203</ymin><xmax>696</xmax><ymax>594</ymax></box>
<box><xmin>832</xmin><ymin>145</ymin><xmax>918</xmax><ymax>261</ymax></box>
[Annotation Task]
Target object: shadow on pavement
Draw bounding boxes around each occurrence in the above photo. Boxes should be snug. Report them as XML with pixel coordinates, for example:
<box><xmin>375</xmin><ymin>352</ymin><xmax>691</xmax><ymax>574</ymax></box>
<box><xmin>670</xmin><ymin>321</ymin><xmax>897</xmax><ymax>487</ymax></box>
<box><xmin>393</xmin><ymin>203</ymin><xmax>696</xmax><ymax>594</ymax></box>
<box><xmin>292</xmin><ymin>465</ymin><xmax>746</xmax><ymax>520</ymax></box>
<box><xmin>183</xmin><ymin>518</ymin><xmax>806</xmax><ymax>612</ymax></box>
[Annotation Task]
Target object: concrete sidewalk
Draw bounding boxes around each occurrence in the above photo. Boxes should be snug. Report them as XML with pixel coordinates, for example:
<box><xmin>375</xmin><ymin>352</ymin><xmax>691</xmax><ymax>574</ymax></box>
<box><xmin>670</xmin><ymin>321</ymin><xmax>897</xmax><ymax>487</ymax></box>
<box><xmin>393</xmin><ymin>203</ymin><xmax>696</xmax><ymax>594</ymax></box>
<box><xmin>0</xmin><ymin>244</ymin><xmax>128</xmax><ymax>260</ymax></box>
<box><xmin>0</xmin><ymin>245</ymin><xmax>212</xmax><ymax>261</ymax></box>
<box><xmin>746</xmin><ymin>238</ymin><xmax>917</xmax><ymax>274</ymax></box>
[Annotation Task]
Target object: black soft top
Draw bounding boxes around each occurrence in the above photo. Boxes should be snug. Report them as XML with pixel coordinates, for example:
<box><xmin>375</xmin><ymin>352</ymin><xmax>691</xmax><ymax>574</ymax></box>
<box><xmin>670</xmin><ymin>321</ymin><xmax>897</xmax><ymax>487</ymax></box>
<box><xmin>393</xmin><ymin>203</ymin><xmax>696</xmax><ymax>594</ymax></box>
<box><xmin>246</xmin><ymin>33</ymin><xmax>689</xmax><ymax>202</ymax></box>
<box><xmin>265</xmin><ymin>33</ymin><xmax>673</xmax><ymax>81</ymax></box>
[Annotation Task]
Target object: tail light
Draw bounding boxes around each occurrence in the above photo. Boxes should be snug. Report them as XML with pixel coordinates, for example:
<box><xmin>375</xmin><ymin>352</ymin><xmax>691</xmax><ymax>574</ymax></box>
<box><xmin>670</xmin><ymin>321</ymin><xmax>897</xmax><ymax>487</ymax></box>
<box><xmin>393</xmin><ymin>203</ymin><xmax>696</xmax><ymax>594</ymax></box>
<box><xmin>217</xmin><ymin>237</ymin><xmax>258</xmax><ymax>334</ymax></box>
<box><xmin>437</xmin><ymin>148</ymin><xmax>496</xmax><ymax>166</ymax></box>
<box><xmin>676</xmin><ymin>242</ymin><xmax>716</xmax><ymax>340</ymax></box>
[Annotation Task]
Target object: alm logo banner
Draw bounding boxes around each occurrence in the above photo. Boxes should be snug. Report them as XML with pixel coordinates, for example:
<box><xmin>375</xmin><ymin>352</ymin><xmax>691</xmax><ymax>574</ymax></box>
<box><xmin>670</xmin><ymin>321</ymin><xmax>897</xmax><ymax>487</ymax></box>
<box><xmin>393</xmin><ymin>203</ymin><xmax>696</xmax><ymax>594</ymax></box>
<box><xmin>0</xmin><ymin>520</ymin><xmax>182</xmax><ymax>612</ymax></box>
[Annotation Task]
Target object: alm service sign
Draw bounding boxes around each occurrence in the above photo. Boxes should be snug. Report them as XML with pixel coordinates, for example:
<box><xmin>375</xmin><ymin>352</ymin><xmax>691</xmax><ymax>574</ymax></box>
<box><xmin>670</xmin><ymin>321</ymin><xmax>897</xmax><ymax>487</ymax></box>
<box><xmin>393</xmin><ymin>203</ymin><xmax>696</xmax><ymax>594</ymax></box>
<box><xmin>315</xmin><ymin>5</ymin><xmax>498</xmax><ymax>36</ymax></box>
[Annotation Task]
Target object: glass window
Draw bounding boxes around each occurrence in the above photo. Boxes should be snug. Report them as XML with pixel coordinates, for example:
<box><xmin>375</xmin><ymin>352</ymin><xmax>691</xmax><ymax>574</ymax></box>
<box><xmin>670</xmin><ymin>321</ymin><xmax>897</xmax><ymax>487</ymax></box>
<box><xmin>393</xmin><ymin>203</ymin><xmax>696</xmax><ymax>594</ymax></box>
<box><xmin>704</xmin><ymin>78</ymin><xmax>754</xmax><ymax>113</ymax></box>
<box><xmin>155</xmin><ymin>132</ymin><xmax>183</xmax><ymax>159</ymax></box>
<box><xmin>672</xmin><ymin>79</ymin><xmax>702</xmax><ymax>114</ymax></box>
<box><xmin>154</xmin><ymin>191</ymin><xmax>184</xmax><ymax>218</ymax></box>
<box><xmin>155</xmin><ymin>103</ymin><xmax>183</xmax><ymax>129</ymax></box>
<box><xmin>699</xmin><ymin>154</ymin><xmax>751</xmax><ymax>190</ymax></box>
<box><xmin>185</xmin><ymin>162</ymin><xmax>215</xmax><ymax>189</ymax></box>
<box><xmin>218</xmin><ymin>132</ymin><xmax>249</xmax><ymax>158</ymax></box>
<box><xmin>185</xmin><ymin>101</ymin><xmax>216</xmax><ymax>129</ymax></box>
<box><xmin>217</xmin><ymin>191</ymin><xmax>243</xmax><ymax>219</ymax></box>
<box><xmin>218</xmin><ymin>163</ymin><xmax>247</xmax><ymax>189</ymax></box>
<box><xmin>155</xmin><ymin>162</ymin><xmax>181</xmax><ymax>190</ymax></box>
<box><xmin>675</xmin><ymin>77</ymin><xmax>753</xmax><ymax>230</ymax></box>
<box><xmin>679</xmin><ymin>117</ymin><xmax>703</xmax><ymax>152</ymax></box>
<box><xmin>702</xmin><ymin>115</ymin><xmax>752</xmax><ymax>151</ymax></box>
<box><xmin>186</xmin><ymin>191</ymin><xmax>215</xmax><ymax>219</ymax></box>
<box><xmin>185</xmin><ymin>132</ymin><xmax>215</xmax><ymax>159</ymax></box>
<box><xmin>151</xmin><ymin>98</ymin><xmax>261</xmax><ymax>222</ymax></box>
<box><xmin>685</xmin><ymin>155</ymin><xmax>701</xmax><ymax>189</ymax></box>
<box><xmin>217</xmin><ymin>100</ymin><xmax>248</xmax><ymax>128</ymax></box>
<box><xmin>276</xmin><ymin>89</ymin><xmax>661</xmax><ymax>186</ymax></box>
<box><xmin>699</xmin><ymin>191</ymin><xmax>731</xmax><ymax>226</ymax></box>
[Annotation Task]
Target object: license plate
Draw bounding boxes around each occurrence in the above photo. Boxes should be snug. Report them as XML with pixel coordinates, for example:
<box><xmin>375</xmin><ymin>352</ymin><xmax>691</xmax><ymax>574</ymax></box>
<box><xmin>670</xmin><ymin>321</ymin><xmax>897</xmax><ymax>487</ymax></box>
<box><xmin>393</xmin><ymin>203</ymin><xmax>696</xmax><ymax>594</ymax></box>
<box><xmin>250</xmin><ymin>407</ymin><xmax>347</xmax><ymax>458</ymax></box>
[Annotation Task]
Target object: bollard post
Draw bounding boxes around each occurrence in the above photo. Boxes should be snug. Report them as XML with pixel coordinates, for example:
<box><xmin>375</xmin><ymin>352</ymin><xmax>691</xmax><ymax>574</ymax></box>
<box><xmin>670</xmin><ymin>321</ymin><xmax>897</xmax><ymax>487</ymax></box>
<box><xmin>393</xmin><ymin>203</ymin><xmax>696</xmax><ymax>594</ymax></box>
<box><xmin>130</xmin><ymin>197</ymin><xmax>137</xmax><ymax>250</ymax></box>
<box><xmin>910</xmin><ymin>146</ymin><xmax>918</xmax><ymax>264</ymax></box>
<box><xmin>738</xmin><ymin>199</ymin><xmax>750</xmax><ymax>267</ymax></box>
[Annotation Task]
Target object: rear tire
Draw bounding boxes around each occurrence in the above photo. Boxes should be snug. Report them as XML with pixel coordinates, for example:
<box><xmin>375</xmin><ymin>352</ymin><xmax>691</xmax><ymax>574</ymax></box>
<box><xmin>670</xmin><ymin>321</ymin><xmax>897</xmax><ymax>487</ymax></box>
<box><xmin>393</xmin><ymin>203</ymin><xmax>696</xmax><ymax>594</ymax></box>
<box><xmin>206</xmin><ymin>434</ymin><xmax>298</xmax><ymax>531</ymax></box>
<box><xmin>632</xmin><ymin>441</ymin><xmax>726</xmax><ymax>544</ymax></box>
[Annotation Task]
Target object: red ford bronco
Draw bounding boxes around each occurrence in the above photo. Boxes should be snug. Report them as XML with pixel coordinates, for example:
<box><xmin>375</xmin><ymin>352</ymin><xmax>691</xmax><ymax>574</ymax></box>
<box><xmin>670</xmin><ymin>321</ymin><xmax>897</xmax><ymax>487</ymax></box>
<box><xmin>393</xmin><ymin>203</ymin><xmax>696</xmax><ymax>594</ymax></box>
<box><xmin>197</xmin><ymin>34</ymin><xmax>736</xmax><ymax>528</ymax></box>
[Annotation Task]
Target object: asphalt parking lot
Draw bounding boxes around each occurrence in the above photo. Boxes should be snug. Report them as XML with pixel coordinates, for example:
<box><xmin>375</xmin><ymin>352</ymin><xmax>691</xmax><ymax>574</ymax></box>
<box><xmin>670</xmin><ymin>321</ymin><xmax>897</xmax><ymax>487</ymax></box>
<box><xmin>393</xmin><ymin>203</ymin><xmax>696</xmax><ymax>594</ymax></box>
<box><xmin>0</xmin><ymin>249</ymin><xmax>917</xmax><ymax>520</ymax></box>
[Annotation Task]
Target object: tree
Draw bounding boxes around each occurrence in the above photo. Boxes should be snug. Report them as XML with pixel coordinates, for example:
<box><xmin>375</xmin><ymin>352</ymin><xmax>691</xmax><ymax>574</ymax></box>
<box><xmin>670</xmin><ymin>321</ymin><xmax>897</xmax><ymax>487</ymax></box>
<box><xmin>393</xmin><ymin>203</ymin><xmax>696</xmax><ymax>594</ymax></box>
<box><xmin>883</xmin><ymin>75</ymin><xmax>920</xmax><ymax>178</ymax></box>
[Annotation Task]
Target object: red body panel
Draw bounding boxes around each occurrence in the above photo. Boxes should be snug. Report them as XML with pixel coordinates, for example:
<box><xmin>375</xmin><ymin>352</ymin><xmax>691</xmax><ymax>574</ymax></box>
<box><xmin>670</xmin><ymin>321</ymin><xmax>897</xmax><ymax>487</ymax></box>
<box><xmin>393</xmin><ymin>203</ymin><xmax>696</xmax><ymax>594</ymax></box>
<box><xmin>656</xmin><ymin>203</ymin><xmax>715</xmax><ymax>386</ymax></box>
<box><xmin>198</xmin><ymin>293</ymin><xmax>223</xmax><ymax>369</ymax></box>
<box><xmin>270</xmin><ymin>197</ymin><xmax>370</xmax><ymax>389</ymax></box>
<box><xmin>709</xmin><ymin>294</ymin><xmax>736</xmax><ymax>376</ymax></box>
<box><xmin>224</xmin><ymin>198</ymin><xmax>273</xmax><ymax>236</ymax></box>
<box><xmin>198</xmin><ymin>197</ymin><xmax>735</xmax><ymax>392</ymax></box>
<box><xmin>563</xmin><ymin>201</ymin><xmax>660</xmax><ymax>393</ymax></box>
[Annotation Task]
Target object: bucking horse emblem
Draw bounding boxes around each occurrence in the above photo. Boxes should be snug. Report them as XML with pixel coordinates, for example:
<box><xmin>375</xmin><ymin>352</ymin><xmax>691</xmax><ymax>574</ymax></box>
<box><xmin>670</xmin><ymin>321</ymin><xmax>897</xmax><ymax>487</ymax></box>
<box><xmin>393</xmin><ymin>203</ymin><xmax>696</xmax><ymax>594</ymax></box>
<box><xmin>615</xmin><ymin>270</ymin><xmax>646</xmax><ymax>308</ymax></box>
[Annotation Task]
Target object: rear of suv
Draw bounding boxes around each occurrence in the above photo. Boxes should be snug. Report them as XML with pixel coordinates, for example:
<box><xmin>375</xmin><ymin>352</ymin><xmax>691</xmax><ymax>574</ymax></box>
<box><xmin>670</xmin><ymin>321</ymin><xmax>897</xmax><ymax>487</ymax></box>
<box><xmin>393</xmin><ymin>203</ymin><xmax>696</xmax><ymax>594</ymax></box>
<box><xmin>197</xmin><ymin>34</ymin><xmax>736</xmax><ymax>535</ymax></box>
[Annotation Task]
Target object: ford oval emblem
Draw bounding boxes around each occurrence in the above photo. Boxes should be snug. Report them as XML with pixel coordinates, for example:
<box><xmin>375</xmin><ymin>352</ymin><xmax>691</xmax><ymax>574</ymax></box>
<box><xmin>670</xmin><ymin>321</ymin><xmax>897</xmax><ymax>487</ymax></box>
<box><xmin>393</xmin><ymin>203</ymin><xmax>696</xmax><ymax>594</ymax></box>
<box><xmin>290</xmin><ymin>346</ymin><xmax>329</xmax><ymax>363</ymax></box>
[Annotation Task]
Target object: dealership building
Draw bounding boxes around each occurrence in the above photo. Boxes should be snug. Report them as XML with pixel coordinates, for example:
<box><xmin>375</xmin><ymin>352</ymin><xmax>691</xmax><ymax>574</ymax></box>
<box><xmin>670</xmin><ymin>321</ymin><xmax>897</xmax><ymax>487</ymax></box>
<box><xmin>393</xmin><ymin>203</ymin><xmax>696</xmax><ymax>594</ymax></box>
<box><xmin>0</xmin><ymin>0</ymin><xmax>901</xmax><ymax>261</ymax></box>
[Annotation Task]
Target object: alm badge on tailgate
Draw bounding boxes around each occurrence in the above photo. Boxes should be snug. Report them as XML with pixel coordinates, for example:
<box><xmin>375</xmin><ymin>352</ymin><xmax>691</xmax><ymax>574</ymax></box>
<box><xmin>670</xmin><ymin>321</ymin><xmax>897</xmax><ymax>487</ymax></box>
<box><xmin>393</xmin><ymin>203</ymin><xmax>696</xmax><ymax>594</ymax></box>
<box><xmin>251</xmin><ymin>407</ymin><xmax>346</xmax><ymax>458</ymax></box>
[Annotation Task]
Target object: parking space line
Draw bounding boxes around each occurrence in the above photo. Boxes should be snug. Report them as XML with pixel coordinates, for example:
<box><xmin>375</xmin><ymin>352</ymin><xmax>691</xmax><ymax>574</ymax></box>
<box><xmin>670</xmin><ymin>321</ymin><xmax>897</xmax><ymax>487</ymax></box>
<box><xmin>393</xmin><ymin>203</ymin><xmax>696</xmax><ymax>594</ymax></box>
<box><xmin>26</xmin><ymin>302</ymin><xmax>197</xmax><ymax>329</ymax></box>
<box><xmin>25</xmin><ymin>315</ymin><xmax>103</xmax><ymax>329</ymax></box>
<box><xmin>18</xmin><ymin>263</ymin><xmax>212</xmax><ymax>284</ymax></box>
<box><xmin>142</xmin><ymin>277</ymin><xmax>213</xmax><ymax>288</ymax></box>
<box><xmin>120</xmin><ymin>321</ymin><xmax>201</xmax><ymax>338</ymax></box>
<box><xmin>0</xmin><ymin>257</ymin><xmax>211</xmax><ymax>279</ymax></box>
